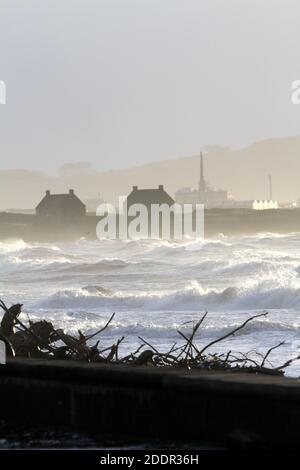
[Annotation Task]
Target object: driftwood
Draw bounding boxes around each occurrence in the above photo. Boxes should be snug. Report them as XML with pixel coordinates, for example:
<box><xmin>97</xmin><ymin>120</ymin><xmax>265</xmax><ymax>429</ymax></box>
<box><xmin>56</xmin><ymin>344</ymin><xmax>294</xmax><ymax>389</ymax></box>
<box><xmin>0</xmin><ymin>300</ymin><xmax>22</xmax><ymax>337</ymax></box>
<box><xmin>0</xmin><ymin>299</ymin><xmax>298</xmax><ymax>376</ymax></box>
<box><xmin>13</xmin><ymin>320</ymin><xmax>59</xmax><ymax>357</ymax></box>
<box><xmin>134</xmin><ymin>350</ymin><xmax>154</xmax><ymax>366</ymax></box>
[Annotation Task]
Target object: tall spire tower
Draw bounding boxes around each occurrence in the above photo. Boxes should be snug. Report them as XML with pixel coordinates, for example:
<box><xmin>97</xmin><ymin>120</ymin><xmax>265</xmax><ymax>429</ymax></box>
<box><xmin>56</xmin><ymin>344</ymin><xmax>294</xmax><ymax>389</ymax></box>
<box><xmin>198</xmin><ymin>151</ymin><xmax>206</xmax><ymax>203</ymax></box>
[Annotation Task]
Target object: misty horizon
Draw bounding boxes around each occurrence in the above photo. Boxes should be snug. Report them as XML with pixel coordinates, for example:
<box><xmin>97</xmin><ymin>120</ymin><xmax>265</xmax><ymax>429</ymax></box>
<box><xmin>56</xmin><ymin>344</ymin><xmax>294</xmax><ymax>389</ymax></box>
<box><xmin>1</xmin><ymin>132</ymin><xmax>299</xmax><ymax>175</ymax></box>
<box><xmin>1</xmin><ymin>0</ymin><xmax>300</xmax><ymax>173</ymax></box>
<box><xmin>2</xmin><ymin>133</ymin><xmax>300</xmax><ymax>210</ymax></box>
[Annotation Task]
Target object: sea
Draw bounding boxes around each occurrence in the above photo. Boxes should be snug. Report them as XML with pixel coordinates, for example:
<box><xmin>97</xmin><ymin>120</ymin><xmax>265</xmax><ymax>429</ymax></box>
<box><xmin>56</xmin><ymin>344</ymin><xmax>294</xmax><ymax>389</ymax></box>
<box><xmin>1</xmin><ymin>233</ymin><xmax>300</xmax><ymax>376</ymax></box>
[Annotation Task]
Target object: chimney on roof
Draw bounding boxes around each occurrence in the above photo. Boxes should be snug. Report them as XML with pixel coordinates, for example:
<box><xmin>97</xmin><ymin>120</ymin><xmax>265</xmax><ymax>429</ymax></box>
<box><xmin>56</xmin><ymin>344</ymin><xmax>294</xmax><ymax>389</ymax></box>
<box><xmin>158</xmin><ymin>185</ymin><xmax>164</xmax><ymax>190</ymax></box>
<box><xmin>45</xmin><ymin>190</ymin><xmax>50</xmax><ymax>196</ymax></box>
<box><xmin>132</xmin><ymin>186</ymin><xmax>138</xmax><ymax>191</ymax></box>
<box><xmin>69</xmin><ymin>189</ymin><xmax>74</xmax><ymax>195</ymax></box>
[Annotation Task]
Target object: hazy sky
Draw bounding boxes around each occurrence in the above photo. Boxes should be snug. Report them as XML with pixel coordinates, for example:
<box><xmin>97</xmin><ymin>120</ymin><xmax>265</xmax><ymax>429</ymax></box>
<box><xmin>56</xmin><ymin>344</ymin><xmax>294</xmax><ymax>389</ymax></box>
<box><xmin>0</xmin><ymin>0</ymin><xmax>300</xmax><ymax>172</ymax></box>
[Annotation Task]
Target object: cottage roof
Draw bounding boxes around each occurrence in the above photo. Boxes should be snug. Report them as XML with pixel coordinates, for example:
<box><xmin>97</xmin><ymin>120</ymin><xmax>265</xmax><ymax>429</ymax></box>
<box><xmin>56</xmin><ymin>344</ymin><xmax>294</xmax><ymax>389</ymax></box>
<box><xmin>36</xmin><ymin>190</ymin><xmax>86</xmax><ymax>211</ymax></box>
<box><xmin>127</xmin><ymin>185</ymin><xmax>174</xmax><ymax>206</ymax></box>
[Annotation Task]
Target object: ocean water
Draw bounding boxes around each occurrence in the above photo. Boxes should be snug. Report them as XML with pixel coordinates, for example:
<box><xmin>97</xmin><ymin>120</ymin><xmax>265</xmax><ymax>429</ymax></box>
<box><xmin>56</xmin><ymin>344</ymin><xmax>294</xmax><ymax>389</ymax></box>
<box><xmin>1</xmin><ymin>233</ymin><xmax>300</xmax><ymax>376</ymax></box>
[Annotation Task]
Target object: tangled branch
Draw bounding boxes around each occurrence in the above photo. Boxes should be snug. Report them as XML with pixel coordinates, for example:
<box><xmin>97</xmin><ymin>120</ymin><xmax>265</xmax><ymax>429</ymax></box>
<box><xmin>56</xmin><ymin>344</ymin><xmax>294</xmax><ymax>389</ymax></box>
<box><xmin>0</xmin><ymin>300</ymin><xmax>296</xmax><ymax>376</ymax></box>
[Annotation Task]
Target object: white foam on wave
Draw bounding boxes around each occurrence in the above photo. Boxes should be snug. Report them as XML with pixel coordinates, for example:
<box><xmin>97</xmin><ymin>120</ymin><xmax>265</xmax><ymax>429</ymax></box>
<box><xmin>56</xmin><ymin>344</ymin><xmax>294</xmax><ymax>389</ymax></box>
<box><xmin>5</xmin><ymin>234</ymin><xmax>300</xmax><ymax>378</ymax></box>
<box><xmin>33</xmin><ymin>276</ymin><xmax>300</xmax><ymax>312</ymax></box>
<box><xmin>0</xmin><ymin>239</ymin><xmax>29</xmax><ymax>253</ymax></box>
<box><xmin>9</xmin><ymin>256</ymin><xmax>73</xmax><ymax>267</ymax></box>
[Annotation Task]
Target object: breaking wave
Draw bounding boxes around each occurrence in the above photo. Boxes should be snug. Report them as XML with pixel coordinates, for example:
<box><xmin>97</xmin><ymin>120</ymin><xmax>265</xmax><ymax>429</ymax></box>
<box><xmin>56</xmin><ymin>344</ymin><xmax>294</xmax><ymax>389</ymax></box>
<box><xmin>34</xmin><ymin>280</ymin><xmax>300</xmax><ymax>311</ymax></box>
<box><xmin>4</xmin><ymin>234</ymin><xmax>300</xmax><ymax>376</ymax></box>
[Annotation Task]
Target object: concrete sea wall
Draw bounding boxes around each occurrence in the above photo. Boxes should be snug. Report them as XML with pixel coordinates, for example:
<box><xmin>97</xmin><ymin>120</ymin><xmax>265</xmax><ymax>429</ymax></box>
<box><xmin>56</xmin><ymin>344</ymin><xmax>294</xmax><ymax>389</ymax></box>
<box><xmin>0</xmin><ymin>359</ymin><xmax>299</xmax><ymax>448</ymax></box>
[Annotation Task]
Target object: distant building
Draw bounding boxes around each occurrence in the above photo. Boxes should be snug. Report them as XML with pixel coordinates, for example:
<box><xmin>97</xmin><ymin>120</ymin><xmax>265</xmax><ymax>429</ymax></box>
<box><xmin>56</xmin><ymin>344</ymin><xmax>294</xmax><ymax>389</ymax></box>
<box><xmin>175</xmin><ymin>187</ymin><xmax>229</xmax><ymax>206</ymax></box>
<box><xmin>36</xmin><ymin>189</ymin><xmax>86</xmax><ymax>222</ymax></box>
<box><xmin>280</xmin><ymin>202</ymin><xmax>295</xmax><ymax>209</ymax></box>
<box><xmin>125</xmin><ymin>185</ymin><xmax>175</xmax><ymax>238</ymax></box>
<box><xmin>253</xmin><ymin>200</ymin><xmax>278</xmax><ymax>210</ymax></box>
<box><xmin>127</xmin><ymin>185</ymin><xmax>174</xmax><ymax>209</ymax></box>
<box><xmin>175</xmin><ymin>187</ymin><xmax>199</xmax><ymax>205</ymax></box>
<box><xmin>175</xmin><ymin>152</ymin><xmax>228</xmax><ymax>207</ymax></box>
<box><xmin>213</xmin><ymin>200</ymin><xmax>278</xmax><ymax>210</ymax></box>
<box><xmin>175</xmin><ymin>152</ymin><xmax>278</xmax><ymax>210</ymax></box>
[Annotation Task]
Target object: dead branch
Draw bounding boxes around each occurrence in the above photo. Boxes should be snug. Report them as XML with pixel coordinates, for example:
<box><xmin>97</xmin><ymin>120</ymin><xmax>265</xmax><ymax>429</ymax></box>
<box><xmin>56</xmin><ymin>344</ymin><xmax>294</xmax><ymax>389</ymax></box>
<box><xmin>1</xmin><ymin>299</ymin><xmax>298</xmax><ymax>376</ymax></box>
<box><xmin>197</xmin><ymin>312</ymin><xmax>268</xmax><ymax>358</ymax></box>
<box><xmin>137</xmin><ymin>336</ymin><xmax>160</xmax><ymax>354</ymax></box>
<box><xmin>85</xmin><ymin>312</ymin><xmax>115</xmax><ymax>341</ymax></box>
<box><xmin>261</xmin><ymin>342</ymin><xmax>285</xmax><ymax>368</ymax></box>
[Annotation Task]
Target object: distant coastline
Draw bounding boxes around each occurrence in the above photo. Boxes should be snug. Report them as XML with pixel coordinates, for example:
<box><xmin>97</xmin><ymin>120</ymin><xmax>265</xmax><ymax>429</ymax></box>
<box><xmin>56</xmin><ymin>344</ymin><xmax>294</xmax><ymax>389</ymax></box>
<box><xmin>1</xmin><ymin>207</ymin><xmax>300</xmax><ymax>242</ymax></box>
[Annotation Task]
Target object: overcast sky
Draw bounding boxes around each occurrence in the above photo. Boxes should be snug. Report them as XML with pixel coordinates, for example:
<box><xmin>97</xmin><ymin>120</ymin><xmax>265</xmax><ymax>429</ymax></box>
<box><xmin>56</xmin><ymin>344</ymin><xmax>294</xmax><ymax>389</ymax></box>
<box><xmin>0</xmin><ymin>0</ymin><xmax>300</xmax><ymax>172</ymax></box>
